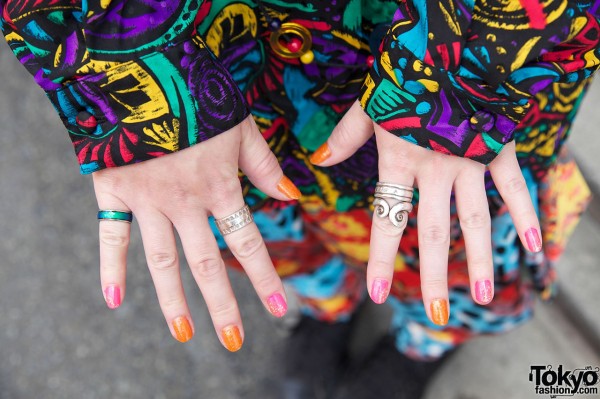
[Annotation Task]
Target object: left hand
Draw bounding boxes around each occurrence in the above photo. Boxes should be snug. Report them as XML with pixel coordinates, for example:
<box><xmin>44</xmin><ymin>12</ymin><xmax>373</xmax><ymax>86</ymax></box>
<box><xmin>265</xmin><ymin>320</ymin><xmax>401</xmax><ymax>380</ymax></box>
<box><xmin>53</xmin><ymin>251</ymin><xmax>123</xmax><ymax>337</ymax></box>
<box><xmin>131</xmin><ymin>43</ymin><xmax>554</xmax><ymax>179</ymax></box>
<box><xmin>310</xmin><ymin>101</ymin><xmax>542</xmax><ymax>326</ymax></box>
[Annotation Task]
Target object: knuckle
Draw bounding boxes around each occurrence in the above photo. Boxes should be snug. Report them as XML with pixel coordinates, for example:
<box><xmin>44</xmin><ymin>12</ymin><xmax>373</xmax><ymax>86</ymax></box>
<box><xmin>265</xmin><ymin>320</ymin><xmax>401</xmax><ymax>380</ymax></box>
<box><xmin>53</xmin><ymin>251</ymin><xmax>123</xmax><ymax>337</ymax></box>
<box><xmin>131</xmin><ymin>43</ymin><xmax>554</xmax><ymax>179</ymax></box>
<box><xmin>231</xmin><ymin>235</ymin><xmax>264</xmax><ymax>260</ymax></box>
<box><xmin>149</xmin><ymin>252</ymin><xmax>178</xmax><ymax>271</ymax></box>
<box><xmin>190</xmin><ymin>257</ymin><xmax>225</xmax><ymax>280</ymax></box>
<box><xmin>421</xmin><ymin>276</ymin><xmax>447</xmax><ymax>291</ymax></box>
<box><xmin>206</xmin><ymin>178</ymin><xmax>240</xmax><ymax>208</ymax></box>
<box><xmin>99</xmin><ymin>229</ymin><xmax>129</xmax><ymax>248</ymax></box>
<box><xmin>249</xmin><ymin>149</ymin><xmax>280</xmax><ymax>179</ymax></box>
<box><xmin>460</xmin><ymin>212</ymin><xmax>490</xmax><ymax>231</ymax></box>
<box><xmin>334</xmin><ymin>117</ymin><xmax>355</xmax><ymax>144</ymax></box>
<box><xmin>208</xmin><ymin>300</ymin><xmax>238</xmax><ymax>320</ymax></box>
<box><xmin>378</xmin><ymin>148</ymin><xmax>413</xmax><ymax>174</ymax></box>
<box><xmin>501</xmin><ymin>176</ymin><xmax>528</xmax><ymax>196</ymax></box>
<box><xmin>468</xmin><ymin>258</ymin><xmax>493</xmax><ymax>272</ymax></box>
<box><xmin>372</xmin><ymin>218</ymin><xmax>404</xmax><ymax>238</ymax></box>
<box><xmin>253</xmin><ymin>272</ymin><xmax>280</xmax><ymax>293</ymax></box>
<box><xmin>420</xmin><ymin>225</ymin><xmax>450</xmax><ymax>247</ymax></box>
<box><xmin>160</xmin><ymin>295</ymin><xmax>186</xmax><ymax>311</ymax></box>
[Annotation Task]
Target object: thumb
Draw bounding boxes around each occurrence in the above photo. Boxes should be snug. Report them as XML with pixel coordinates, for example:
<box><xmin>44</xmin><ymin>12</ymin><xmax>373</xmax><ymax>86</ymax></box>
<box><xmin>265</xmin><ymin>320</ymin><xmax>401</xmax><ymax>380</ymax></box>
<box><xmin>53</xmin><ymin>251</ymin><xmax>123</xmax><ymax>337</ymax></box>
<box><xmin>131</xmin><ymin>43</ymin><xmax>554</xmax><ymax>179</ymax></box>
<box><xmin>309</xmin><ymin>101</ymin><xmax>374</xmax><ymax>166</ymax></box>
<box><xmin>238</xmin><ymin>116</ymin><xmax>301</xmax><ymax>201</ymax></box>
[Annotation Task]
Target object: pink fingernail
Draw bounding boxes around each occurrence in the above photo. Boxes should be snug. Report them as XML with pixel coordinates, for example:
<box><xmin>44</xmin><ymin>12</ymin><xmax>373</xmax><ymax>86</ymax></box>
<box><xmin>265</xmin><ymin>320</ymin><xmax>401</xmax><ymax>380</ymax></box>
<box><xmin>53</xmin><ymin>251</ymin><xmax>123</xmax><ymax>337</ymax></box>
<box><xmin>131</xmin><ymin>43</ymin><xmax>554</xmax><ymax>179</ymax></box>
<box><xmin>475</xmin><ymin>279</ymin><xmax>493</xmax><ymax>304</ymax></box>
<box><xmin>267</xmin><ymin>293</ymin><xmax>287</xmax><ymax>318</ymax></box>
<box><xmin>371</xmin><ymin>278</ymin><xmax>390</xmax><ymax>304</ymax></box>
<box><xmin>525</xmin><ymin>228</ymin><xmax>542</xmax><ymax>253</ymax></box>
<box><xmin>104</xmin><ymin>285</ymin><xmax>121</xmax><ymax>309</ymax></box>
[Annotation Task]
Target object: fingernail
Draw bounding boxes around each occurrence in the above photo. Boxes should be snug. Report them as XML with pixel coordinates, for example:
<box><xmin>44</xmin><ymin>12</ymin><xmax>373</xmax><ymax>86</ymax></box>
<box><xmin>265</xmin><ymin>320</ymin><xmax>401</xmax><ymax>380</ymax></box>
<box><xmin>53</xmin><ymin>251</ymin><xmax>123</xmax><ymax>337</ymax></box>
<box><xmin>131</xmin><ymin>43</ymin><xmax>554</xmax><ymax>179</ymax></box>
<box><xmin>267</xmin><ymin>293</ymin><xmax>288</xmax><ymax>318</ymax></box>
<box><xmin>475</xmin><ymin>280</ymin><xmax>493</xmax><ymax>304</ymax></box>
<box><xmin>222</xmin><ymin>325</ymin><xmax>243</xmax><ymax>352</ymax></box>
<box><xmin>309</xmin><ymin>142</ymin><xmax>331</xmax><ymax>165</ymax></box>
<box><xmin>430</xmin><ymin>299</ymin><xmax>449</xmax><ymax>326</ymax></box>
<box><xmin>103</xmin><ymin>284</ymin><xmax>121</xmax><ymax>309</ymax></box>
<box><xmin>525</xmin><ymin>228</ymin><xmax>542</xmax><ymax>253</ymax></box>
<box><xmin>370</xmin><ymin>278</ymin><xmax>390</xmax><ymax>304</ymax></box>
<box><xmin>277</xmin><ymin>176</ymin><xmax>301</xmax><ymax>200</ymax></box>
<box><xmin>172</xmin><ymin>316</ymin><xmax>193</xmax><ymax>343</ymax></box>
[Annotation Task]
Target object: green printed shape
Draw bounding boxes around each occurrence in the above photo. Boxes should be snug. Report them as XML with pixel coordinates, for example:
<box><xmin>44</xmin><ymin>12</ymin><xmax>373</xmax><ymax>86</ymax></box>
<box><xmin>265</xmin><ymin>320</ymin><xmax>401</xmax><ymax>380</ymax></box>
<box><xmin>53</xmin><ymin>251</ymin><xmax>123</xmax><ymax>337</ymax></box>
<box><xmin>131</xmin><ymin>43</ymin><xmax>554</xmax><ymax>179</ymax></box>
<box><xmin>481</xmin><ymin>132</ymin><xmax>504</xmax><ymax>154</ymax></box>
<box><xmin>336</xmin><ymin>195</ymin><xmax>362</xmax><ymax>212</ymax></box>
<box><xmin>297</xmin><ymin>107</ymin><xmax>340</xmax><ymax>151</ymax></box>
<box><xmin>142</xmin><ymin>53</ymin><xmax>199</xmax><ymax>145</ymax></box>
<box><xmin>342</xmin><ymin>0</ymin><xmax>361</xmax><ymax>32</ymax></box>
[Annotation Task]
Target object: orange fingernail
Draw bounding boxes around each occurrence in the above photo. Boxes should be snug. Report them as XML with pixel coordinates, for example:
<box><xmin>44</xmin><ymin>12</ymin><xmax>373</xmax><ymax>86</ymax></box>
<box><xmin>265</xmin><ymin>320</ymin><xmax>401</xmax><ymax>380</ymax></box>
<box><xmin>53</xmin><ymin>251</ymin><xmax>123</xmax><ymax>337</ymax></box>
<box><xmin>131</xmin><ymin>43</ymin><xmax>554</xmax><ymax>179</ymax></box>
<box><xmin>222</xmin><ymin>325</ymin><xmax>243</xmax><ymax>352</ymax></box>
<box><xmin>277</xmin><ymin>176</ymin><xmax>301</xmax><ymax>200</ymax></box>
<box><xmin>172</xmin><ymin>316</ymin><xmax>193</xmax><ymax>343</ymax></box>
<box><xmin>309</xmin><ymin>142</ymin><xmax>331</xmax><ymax>165</ymax></box>
<box><xmin>430</xmin><ymin>299</ymin><xmax>449</xmax><ymax>326</ymax></box>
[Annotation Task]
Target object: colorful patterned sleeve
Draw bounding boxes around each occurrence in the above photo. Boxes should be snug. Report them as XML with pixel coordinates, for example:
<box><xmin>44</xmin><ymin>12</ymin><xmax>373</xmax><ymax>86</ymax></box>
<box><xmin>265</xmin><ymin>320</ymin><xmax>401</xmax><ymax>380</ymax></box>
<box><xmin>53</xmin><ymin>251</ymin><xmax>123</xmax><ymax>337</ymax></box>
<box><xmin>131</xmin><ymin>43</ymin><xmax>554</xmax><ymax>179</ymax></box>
<box><xmin>0</xmin><ymin>1</ymin><xmax>249</xmax><ymax>174</ymax></box>
<box><xmin>360</xmin><ymin>0</ymin><xmax>600</xmax><ymax>164</ymax></box>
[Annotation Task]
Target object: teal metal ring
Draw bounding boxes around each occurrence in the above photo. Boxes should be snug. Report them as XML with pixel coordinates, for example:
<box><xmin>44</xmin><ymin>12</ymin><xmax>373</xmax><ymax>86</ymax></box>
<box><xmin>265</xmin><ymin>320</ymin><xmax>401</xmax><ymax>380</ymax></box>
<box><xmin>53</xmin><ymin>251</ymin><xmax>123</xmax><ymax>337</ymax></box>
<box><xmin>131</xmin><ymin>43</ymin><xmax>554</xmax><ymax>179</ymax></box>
<box><xmin>97</xmin><ymin>210</ymin><xmax>133</xmax><ymax>223</ymax></box>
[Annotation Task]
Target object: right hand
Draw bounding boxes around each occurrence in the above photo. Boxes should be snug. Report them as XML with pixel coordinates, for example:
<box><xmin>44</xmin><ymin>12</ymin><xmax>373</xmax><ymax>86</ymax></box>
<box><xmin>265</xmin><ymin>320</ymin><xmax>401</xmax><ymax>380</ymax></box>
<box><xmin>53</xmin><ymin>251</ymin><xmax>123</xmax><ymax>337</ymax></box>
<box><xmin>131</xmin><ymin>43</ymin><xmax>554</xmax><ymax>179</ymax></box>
<box><xmin>92</xmin><ymin>115</ymin><xmax>300</xmax><ymax>351</ymax></box>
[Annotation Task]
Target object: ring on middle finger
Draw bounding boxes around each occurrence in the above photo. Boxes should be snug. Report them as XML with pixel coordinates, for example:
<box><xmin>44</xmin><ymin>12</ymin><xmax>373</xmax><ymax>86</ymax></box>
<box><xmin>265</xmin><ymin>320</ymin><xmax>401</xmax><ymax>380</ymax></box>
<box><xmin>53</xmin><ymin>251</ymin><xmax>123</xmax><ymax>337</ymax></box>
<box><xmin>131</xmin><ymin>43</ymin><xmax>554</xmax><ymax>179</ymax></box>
<box><xmin>373</xmin><ymin>182</ymin><xmax>414</xmax><ymax>229</ymax></box>
<box><xmin>215</xmin><ymin>204</ymin><xmax>254</xmax><ymax>235</ymax></box>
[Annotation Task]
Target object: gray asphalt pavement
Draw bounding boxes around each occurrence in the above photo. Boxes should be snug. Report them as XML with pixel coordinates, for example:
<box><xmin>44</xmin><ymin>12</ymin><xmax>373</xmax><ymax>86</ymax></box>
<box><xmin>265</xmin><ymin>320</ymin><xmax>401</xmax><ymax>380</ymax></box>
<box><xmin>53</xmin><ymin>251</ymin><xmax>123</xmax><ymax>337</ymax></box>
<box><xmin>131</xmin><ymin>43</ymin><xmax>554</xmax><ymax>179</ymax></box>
<box><xmin>1</xmin><ymin>38</ymin><xmax>599</xmax><ymax>399</ymax></box>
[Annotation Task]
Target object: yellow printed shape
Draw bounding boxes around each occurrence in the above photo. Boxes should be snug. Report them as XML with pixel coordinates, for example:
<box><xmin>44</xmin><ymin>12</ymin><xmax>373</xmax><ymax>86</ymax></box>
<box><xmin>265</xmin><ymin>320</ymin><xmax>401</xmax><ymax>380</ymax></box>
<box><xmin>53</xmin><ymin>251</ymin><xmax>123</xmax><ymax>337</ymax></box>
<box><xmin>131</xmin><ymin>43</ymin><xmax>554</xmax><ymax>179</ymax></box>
<box><xmin>143</xmin><ymin>119</ymin><xmax>180</xmax><ymax>152</ymax></box>
<box><xmin>205</xmin><ymin>4</ymin><xmax>257</xmax><ymax>57</ymax></box>
<box><xmin>101</xmin><ymin>62</ymin><xmax>170</xmax><ymax>124</ymax></box>
<box><xmin>511</xmin><ymin>36</ymin><xmax>541</xmax><ymax>71</ymax></box>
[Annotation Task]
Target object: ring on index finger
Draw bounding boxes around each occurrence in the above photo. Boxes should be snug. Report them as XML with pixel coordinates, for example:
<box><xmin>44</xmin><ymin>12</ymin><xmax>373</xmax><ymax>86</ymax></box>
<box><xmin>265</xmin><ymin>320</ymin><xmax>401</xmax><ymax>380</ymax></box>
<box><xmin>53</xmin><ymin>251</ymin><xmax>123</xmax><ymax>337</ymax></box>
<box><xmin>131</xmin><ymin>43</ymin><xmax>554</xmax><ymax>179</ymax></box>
<box><xmin>373</xmin><ymin>182</ymin><xmax>414</xmax><ymax>230</ymax></box>
<box><xmin>215</xmin><ymin>204</ymin><xmax>254</xmax><ymax>235</ymax></box>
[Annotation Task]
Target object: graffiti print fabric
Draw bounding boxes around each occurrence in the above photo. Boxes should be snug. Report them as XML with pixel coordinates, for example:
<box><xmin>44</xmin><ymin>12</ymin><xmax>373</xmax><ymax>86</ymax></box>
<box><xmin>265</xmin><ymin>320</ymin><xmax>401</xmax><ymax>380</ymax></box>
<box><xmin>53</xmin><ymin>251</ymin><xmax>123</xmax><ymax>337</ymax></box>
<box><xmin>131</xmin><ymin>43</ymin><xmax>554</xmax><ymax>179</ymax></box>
<box><xmin>1</xmin><ymin>0</ymin><xmax>598</xmax><ymax>359</ymax></box>
<box><xmin>0</xmin><ymin>1</ymin><xmax>249</xmax><ymax>174</ymax></box>
<box><xmin>361</xmin><ymin>0</ymin><xmax>600</xmax><ymax>164</ymax></box>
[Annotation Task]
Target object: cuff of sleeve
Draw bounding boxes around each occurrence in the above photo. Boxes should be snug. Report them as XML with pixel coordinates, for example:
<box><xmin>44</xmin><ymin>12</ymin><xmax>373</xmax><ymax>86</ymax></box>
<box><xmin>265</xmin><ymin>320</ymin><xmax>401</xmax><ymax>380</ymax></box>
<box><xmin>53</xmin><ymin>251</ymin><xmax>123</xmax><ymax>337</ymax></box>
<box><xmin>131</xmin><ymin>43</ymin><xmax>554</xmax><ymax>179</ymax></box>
<box><xmin>45</xmin><ymin>39</ymin><xmax>249</xmax><ymax>174</ymax></box>
<box><xmin>359</xmin><ymin>52</ymin><xmax>530</xmax><ymax>165</ymax></box>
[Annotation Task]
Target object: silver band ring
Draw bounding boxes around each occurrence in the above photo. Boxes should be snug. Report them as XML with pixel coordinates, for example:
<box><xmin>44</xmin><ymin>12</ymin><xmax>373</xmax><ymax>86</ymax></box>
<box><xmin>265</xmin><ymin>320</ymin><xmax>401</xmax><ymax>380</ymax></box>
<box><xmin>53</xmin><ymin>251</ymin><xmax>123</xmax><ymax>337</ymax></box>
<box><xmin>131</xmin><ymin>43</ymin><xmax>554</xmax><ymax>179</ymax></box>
<box><xmin>98</xmin><ymin>210</ymin><xmax>133</xmax><ymax>223</ymax></box>
<box><xmin>374</xmin><ymin>182</ymin><xmax>414</xmax><ymax>229</ymax></box>
<box><xmin>215</xmin><ymin>205</ymin><xmax>254</xmax><ymax>235</ymax></box>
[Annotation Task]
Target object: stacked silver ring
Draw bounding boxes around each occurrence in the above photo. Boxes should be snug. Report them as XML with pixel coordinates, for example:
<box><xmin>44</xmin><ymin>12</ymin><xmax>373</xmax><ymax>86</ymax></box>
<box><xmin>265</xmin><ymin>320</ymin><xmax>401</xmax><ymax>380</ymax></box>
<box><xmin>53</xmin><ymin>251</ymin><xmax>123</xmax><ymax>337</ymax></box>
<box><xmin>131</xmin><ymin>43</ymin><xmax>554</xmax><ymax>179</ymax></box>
<box><xmin>373</xmin><ymin>182</ymin><xmax>414</xmax><ymax>229</ymax></box>
<box><xmin>215</xmin><ymin>205</ymin><xmax>254</xmax><ymax>235</ymax></box>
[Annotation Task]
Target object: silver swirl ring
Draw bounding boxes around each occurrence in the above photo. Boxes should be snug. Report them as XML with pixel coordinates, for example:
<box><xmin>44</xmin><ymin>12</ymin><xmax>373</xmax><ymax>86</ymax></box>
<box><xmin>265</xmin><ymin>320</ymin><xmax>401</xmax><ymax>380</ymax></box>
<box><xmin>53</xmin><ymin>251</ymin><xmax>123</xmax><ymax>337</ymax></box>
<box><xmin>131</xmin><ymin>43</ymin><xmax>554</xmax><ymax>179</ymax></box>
<box><xmin>373</xmin><ymin>182</ymin><xmax>414</xmax><ymax>229</ymax></box>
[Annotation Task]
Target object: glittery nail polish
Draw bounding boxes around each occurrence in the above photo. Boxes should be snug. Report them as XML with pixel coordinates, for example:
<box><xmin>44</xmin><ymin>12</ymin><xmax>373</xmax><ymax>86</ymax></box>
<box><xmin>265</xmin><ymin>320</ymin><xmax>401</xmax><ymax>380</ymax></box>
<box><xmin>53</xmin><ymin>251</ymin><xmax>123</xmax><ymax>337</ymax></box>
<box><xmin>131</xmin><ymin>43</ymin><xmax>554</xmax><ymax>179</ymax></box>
<box><xmin>430</xmin><ymin>299</ymin><xmax>449</xmax><ymax>326</ymax></box>
<box><xmin>475</xmin><ymin>279</ymin><xmax>493</xmax><ymax>304</ymax></box>
<box><xmin>104</xmin><ymin>284</ymin><xmax>121</xmax><ymax>309</ymax></box>
<box><xmin>371</xmin><ymin>278</ymin><xmax>390</xmax><ymax>304</ymax></box>
<box><xmin>525</xmin><ymin>228</ymin><xmax>542</xmax><ymax>253</ymax></box>
<box><xmin>172</xmin><ymin>316</ymin><xmax>193</xmax><ymax>343</ymax></box>
<box><xmin>267</xmin><ymin>293</ymin><xmax>288</xmax><ymax>318</ymax></box>
<box><xmin>222</xmin><ymin>325</ymin><xmax>243</xmax><ymax>352</ymax></box>
<box><xmin>309</xmin><ymin>143</ymin><xmax>331</xmax><ymax>165</ymax></box>
<box><xmin>277</xmin><ymin>176</ymin><xmax>301</xmax><ymax>200</ymax></box>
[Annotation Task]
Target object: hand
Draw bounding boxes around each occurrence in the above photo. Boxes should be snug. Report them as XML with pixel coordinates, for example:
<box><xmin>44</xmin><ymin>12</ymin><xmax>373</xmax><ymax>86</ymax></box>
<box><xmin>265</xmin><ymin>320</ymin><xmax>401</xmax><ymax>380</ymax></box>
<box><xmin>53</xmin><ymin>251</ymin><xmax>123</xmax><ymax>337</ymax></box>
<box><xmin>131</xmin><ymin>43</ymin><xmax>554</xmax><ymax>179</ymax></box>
<box><xmin>92</xmin><ymin>116</ymin><xmax>299</xmax><ymax>349</ymax></box>
<box><xmin>311</xmin><ymin>102</ymin><xmax>542</xmax><ymax>326</ymax></box>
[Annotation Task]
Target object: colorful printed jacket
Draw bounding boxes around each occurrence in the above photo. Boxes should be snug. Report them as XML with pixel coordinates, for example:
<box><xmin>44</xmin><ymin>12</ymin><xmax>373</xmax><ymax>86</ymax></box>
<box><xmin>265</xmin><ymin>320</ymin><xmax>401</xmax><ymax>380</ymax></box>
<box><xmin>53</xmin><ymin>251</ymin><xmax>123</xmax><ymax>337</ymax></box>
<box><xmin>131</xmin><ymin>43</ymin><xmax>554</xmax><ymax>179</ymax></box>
<box><xmin>1</xmin><ymin>1</ymin><xmax>599</xmax><ymax>174</ymax></box>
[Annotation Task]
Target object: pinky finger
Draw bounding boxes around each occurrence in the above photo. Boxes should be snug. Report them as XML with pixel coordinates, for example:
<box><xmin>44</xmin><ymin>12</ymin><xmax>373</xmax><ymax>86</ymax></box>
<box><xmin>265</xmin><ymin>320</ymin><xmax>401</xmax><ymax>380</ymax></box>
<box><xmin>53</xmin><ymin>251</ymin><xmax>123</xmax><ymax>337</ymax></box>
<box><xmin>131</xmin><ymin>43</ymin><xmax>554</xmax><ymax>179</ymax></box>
<box><xmin>97</xmin><ymin>207</ymin><xmax>132</xmax><ymax>309</ymax></box>
<box><xmin>489</xmin><ymin>142</ymin><xmax>542</xmax><ymax>253</ymax></box>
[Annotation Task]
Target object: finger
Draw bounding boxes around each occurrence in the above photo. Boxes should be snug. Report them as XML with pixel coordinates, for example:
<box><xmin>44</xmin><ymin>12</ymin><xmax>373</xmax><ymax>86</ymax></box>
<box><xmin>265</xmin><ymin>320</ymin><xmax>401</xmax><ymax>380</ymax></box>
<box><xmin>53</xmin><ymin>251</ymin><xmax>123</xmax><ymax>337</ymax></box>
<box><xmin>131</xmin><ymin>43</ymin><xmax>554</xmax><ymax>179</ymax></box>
<box><xmin>310</xmin><ymin>101</ymin><xmax>374</xmax><ymax>166</ymax></box>
<box><xmin>488</xmin><ymin>142</ymin><xmax>542</xmax><ymax>253</ymax></box>
<box><xmin>96</xmin><ymin>200</ymin><xmax>131</xmax><ymax>310</ymax></box>
<box><xmin>454</xmin><ymin>166</ymin><xmax>494</xmax><ymax>305</ymax></box>
<box><xmin>417</xmin><ymin>159</ymin><xmax>454</xmax><ymax>326</ymax></box>
<box><xmin>367</xmin><ymin>127</ymin><xmax>415</xmax><ymax>305</ymax></box>
<box><xmin>211</xmin><ymin>197</ymin><xmax>288</xmax><ymax>323</ymax></box>
<box><xmin>238</xmin><ymin>116</ymin><xmax>301</xmax><ymax>201</ymax></box>
<box><xmin>137</xmin><ymin>210</ymin><xmax>194</xmax><ymax>343</ymax></box>
<box><xmin>174</xmin><ymin>211</ymin><xmax>245</xmax><ymax>352</ymax></box>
